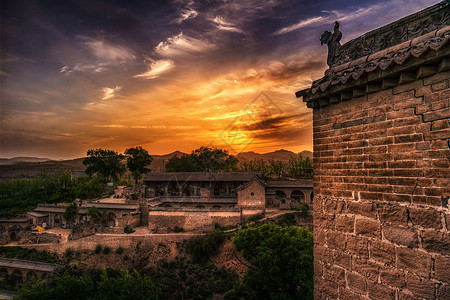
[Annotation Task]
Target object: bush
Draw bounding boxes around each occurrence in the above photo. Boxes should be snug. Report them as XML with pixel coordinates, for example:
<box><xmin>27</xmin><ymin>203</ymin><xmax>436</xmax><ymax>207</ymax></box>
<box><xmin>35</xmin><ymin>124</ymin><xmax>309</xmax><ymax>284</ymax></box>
<box><xmin>64</xmin><ymin>248</ymin><xmax>73</xmax><ymax>260</ymax></box>
<box><xmin>301</xmin><ymin>203</ymin><xmax>310</xmax><ymax>217</ymax></box>
<box><xmin>116</xmin><ymin>247</ymin><xmax>124</xmax><ymax>255</ymax></box>
<box><xmin>230</xmin><ymin>224</ymin><xmax>313</xmax><ymax>299</ymax></box>
<box><xmin>124</xmin><ymin>225</ymin><xmax>135</xmax><ymax>234</ymax></box>
<box><xmin>277</xmin><ymin>213</ymin><xmax>297</xmax><ymax>227</ymax></box>
<box><xmin>150</xmin><ymin>257</ymin><xmax>238</xmax><ymax>300</ymax></box>
<box><xmin>184</xmin><ymin>232</ymin><xmax>225</xmax><ymax>264</ymax></box>
<box><xmin>173</xmin><ymin>226</ymin><xmax>184</xmax><ymax>233</ymax></box>
<box><xmin>14</xmin><ymin>269</ymin><xmax>161</xmax><ymax>300</ymax></box>
<box><xmin>0</xmin><ymin>246</ymin><xmax>59</xmax><ymax>263</ymax></box>
<box><xmin>247</xmin><ymin>213</ymin><xmax>263</xmax><ymax>223</ymax></box>
<box><xmin>103</xmin><ymin>246</ymin><xmax>111</xmax><ymax>254</ymax></box>
<box><xmin>95</xmin><ymin>244</ymin><xmax>102</xmax><ymax>254</ymax></box>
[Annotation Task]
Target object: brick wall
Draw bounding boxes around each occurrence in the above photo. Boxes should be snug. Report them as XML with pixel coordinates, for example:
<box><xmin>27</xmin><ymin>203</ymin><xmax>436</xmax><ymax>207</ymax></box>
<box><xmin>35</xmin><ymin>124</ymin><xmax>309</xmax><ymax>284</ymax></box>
<box><xmin>148</xmin><ymin>210</ymin><xmax>242</xmax><ymax>232</ymax></box>
<box><xmin>313</xmin><ymin>71</ymin><xmax>449</xmax><ymax>299</ymax></box>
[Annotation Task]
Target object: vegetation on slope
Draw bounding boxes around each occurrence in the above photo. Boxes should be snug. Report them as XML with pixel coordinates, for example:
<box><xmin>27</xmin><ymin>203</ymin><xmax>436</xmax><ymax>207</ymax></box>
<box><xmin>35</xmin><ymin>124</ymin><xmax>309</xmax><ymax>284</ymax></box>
<box><xmin>0</xmin><ymin>173</ymin><xmax>105</xmax><ymax>217</ymax></box>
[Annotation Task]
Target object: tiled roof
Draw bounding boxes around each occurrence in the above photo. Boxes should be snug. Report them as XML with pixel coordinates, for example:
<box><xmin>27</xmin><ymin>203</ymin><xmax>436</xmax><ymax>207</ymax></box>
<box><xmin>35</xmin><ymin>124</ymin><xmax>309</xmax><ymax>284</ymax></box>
<box><xmin>297</xmin><ymin>26</ymin><xmax>449</xmax><ymax>107</ymax></box>
<box><xmin>296</xmin><ymin>1</ymin><xmax>449</xmax><ymax>108</ymax></box>
<box><xmin>144</xmin><ymin>172</ymin><xmax>264</xmax><ymax>182</ymax></box>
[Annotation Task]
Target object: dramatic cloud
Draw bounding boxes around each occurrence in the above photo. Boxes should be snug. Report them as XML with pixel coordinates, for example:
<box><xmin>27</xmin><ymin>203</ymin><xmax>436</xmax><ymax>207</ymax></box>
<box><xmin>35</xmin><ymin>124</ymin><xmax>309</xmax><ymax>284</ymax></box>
<box><xmin>155</xmin><ymin>33</ymin><xmax>216</xmax><ymax>57</ymax></box>
<box><xmin>274</xmin><ymin>16</ymin><xmax>326</xmax><ymax>35</ymax></box>
<box><xmin>101</xmin><ymin>86</ymin><xmax>122</xmax><ymax>100</ymax></box>
<box><xmin>0</xmin><ymin>0</ymin><xmax>439</xmax><ymax>158</ymax></box>
<box><xmin>134</xmin><ymin>59</ymin><xmax>174</xmax><ymax>79</ymax></box>
<box><xmin>211</xmin><ymin>16</ymin><xmax>245</xmax><ymax>33</ymax></box>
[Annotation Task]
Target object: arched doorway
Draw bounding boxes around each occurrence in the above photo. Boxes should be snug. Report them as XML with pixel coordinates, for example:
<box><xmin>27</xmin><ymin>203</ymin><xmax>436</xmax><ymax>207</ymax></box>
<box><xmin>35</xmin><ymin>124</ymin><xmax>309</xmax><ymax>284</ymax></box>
<box><xmin>9</xmin><ymin>232</ymin><xmax>17</xmax><ymax>241</ymax></box>
<box><xmin>290</xmin><ymin>190</ymin><xmax>305</xmax><ymax>202</ymax></box>
<box><xmin>0</xmin><ymin>268</ymin><xmax>8</xmax><ymax>279</ymax></box>
<box><xmin>212</xmin><ymin>205</ymin><xmax>221</xmax><ymax>209</ymax></box>
<box><xmin>107</xmin><ymin>212</ymin><xmax>116</xmax><ymax>227</ymax></box>
<box><xmin>11</xmin><ymin>269</ymin><xmax>23</xmax><ymax>284</ymax></box>
<box><xmin>26</xmin><ymin>271</ymin><xmax>37</xmax><ymax>281</ymax></box>
<box><xmin>276</xmin><ymin>190</ymin><xmax>286</xmax><ymax>199</ymax></box>
<box><xmin>310</xmin><ymin>191</ymin><xmax>314</xmax><ymax>203</ymax></box>
<box><xmin>54</xmin><ymin>214</ymin><xmax>61</xmax><ymax>227</ymax></box>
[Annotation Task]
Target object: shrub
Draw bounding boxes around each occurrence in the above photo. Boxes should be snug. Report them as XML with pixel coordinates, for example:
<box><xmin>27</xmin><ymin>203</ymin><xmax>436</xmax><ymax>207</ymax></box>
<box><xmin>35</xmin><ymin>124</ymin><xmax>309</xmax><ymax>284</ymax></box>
<box><xmin>247</xmin><ymin>213</ymin><xmax>263</xmax><ymax>223</ymax></box>
<box><xmin>95</xmin><ymin>244</ymin><xmax>102</xmax><ymax>254</ymax></box>
<box><xmin>124</xmin><ymin>225</ymin><xmax>135</xmax><ymax>234</ymax></box>
<box><xmin>277</xmin><ymin>213</ymin><xmax>297</xmax><ymax>227</ymax></box>
<box><xmin>64</xmin><ymin>248</ymin><xmax>73</xmax><ymax>261</ymax></box>
<box><xmin>116</xmin><ymin>247</ymin><xmax>124</xmax><ymax>255</ymax></box>
<box><xmin>173</xmin><ymin>226</ymin><xmax>184</xmax><ymax>233</ymax></box>
<box><xmin>184</xmin><ymin>232</ymin><xmax>225</xmax><ymax>264</ymax></box>
<box><xmin>301</xmin><ymin>203</ymin><xmax>310</xmax><ymax>217</ymax></box>
<box><xmin>103</xmin><ymin>246</ymin><xmax>111</xmax><ymax>254</ymax></box>
<box><xmin>229</xmin><ymin>224</ymin><xmax>313</xmax><ymax>299</ymax></box>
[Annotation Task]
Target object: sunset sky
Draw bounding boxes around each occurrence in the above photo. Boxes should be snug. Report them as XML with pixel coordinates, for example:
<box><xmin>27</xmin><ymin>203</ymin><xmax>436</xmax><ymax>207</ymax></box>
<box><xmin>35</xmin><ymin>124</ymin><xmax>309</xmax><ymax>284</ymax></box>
<box><xmin>0</xmin><ymin>0</ymin><xmax>439</xmax><ymax>159</ymax></box>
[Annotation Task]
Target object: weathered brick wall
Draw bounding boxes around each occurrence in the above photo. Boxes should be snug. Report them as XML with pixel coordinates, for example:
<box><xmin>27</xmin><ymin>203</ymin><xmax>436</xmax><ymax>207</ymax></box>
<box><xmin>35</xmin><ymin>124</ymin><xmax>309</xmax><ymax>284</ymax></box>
<box><xmin>148</xmin><ymin>210</ymin><xmax>241</xmax><ymax>231</ymax></box>
<box><xmin>313</xmin><ymin>71</ymin><xmax>449</xmax><ymax>299</ymax></box>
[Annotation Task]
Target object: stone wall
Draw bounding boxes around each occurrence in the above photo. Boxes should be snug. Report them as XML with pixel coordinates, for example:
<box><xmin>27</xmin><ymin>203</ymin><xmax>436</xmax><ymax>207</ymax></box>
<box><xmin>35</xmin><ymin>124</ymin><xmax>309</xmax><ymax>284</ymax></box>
<box><xmin>237</xmin><ymin>179</ymin><xmax>266</xmax><ymax>209</ymax></box>
<box><xmin>312</xmin><ymin>71</ymin><xmax>449</xmax><ymax>299</ymax></box>
<box><xmin>19</xmin><ymin>233</ymin><xmax>198</xmax><ymax>255</ymax></box>
<box><xmin>148</xmin><ymin>210</ymin><xmax>241</xmax><ymax>232</ymax></box>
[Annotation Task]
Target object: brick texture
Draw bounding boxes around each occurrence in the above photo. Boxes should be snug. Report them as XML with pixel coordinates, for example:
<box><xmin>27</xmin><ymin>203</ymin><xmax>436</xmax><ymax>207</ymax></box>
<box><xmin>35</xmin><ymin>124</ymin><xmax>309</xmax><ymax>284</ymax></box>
<box><xmin>312</xmin><ymin>71</ymin><xmax>450</xmax><ymax>299</ymax></box>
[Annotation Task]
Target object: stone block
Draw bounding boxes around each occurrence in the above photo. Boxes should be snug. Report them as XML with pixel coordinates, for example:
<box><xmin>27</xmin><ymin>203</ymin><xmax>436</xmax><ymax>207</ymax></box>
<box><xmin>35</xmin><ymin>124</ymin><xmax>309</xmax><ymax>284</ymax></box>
<box><xmin>347</xmin><ymin>201</ymin><xmax>377</xmax><ymax>219</ymax></box>
<box><xmin>437</xmin><ymin>284</ymin><xmax>450</xmax><ymax>300</ymax></box>
<box><xmin>327</xmin><ymin>230</ymin><xmax>346</xmax><ymax>251</ymax></box>
<box><xmin>383</xmin><ymin>226</ymin><xmax>419</xmax><ymax>248</ymax></box>
<box><xmin>335</xmin><ymin>215</ymin><xmax>355</xmax><ymax>233</ymax></box>
<box><xmin>409</xmin><ymin>206</ymin><xmax>442</xmax><ymax>229</ymax></box>
<box><xmin>333</xmin><ymin>250</ymin><xmax>352</xmax><ymax>269</ymax></box>
<box><xmin>378</xmin><ymin>203</ymin><xmax>414</xmax><ymax>225</ymax></box>
<box><xmin>370</xmin><ymin>240</ymin><xmax>396</xmax><ymax>266</ymax></box>
<box><xmin>421</xmin><ymin>230</ymin><xmax>450</xmax><ymax>255</ymax></box>
<box><xmin>347</xmin><ymin>272</ymin><xmax>367</xmax><ymax>294</ymax></box>
<box><xmin>367</xmin><ymin>281</ymin><xmax>396</xmax><ymax>300</ymax></box>
<box><xmin>352</xmin><ymin>257</ymin><xmax>379</xmax><ymax>282</ymax></box>
<box><xmin>355</xmin><ymin>217</ymin><xmax>381</xmax><ymax>238</ymax></box>
<box><xmin>380</xmin><ymin>267</ymin><xmax>406</xmax><ymax>288</ymax></box>
<box><xmin>434</xmin><ymin>254</ymin><xmax>450</xmax><ymax>283</ymax></box>
<box><xmin>339</xmin><ymin>286</ymin><xmax>363</xmax><ymax>300</ymax></box>
<box><xmin>397</xmin><ymin>247</ymin><xmax>432</xmax><ymax>277</ymax></box>
<box><xmin>346</xmin><ymin>235</ymin><xmax>369</xmax><ymax>258</ymax></box>
<box><xmin>405</xmin><ymin>272</ymin><xmax>436</xmax><ymax>299</ymax></box>
<box><xmin>324</xmin><ymin>265</ymin><xmax>346</xmax><ymax>286</ymax></box>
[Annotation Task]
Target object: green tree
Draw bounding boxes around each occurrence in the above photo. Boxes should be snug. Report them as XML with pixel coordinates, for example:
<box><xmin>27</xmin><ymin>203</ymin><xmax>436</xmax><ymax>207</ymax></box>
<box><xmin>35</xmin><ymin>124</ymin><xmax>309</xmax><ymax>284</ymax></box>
<box><xmin>190</xmin><ymin>146</ymin><xmax>238</xmax><ymax>172</ymax></box>
<box><xmin>87</xmin><ymin>206</ymin><xmax>100</xmax><ymax>219</ymax></box>
<box><xmin>13</xmin><ymin>272</ymin><xmax>94</xmax><ymax>300</ymax></box>
<box><xmin>97</xmin><ymin>269</ymin><xmax>161</xmax><ymax>300</ymax></box>
<box><xmin>287</xmin><ymin>155</ymin><xmax>313</xmax><ymax>178</ymax></box>
<box><xmin>226</xmin><ymin>224</ymin><xmax>313</xmax><ymax>300</ymax></box>
<box><xmin>82</xmin><ymin>148</ymin><xmax>125</xmax><ymax>182</ymax></box>
<box><xmin>124</xmin><ymin>146</ymin><xmax>153</xmax><ymax>183</ymax></box>
<box><xmin>165</xmin><ymin>155</ymin><xmax>199</xmax><ymax>172</ymax></box>
<box><xmin>63</xmin><ymin>201</ymin><xmax>79</xmax><ymax>224</ymax></box>
<box><xmin>14</xmin><ymin>269</ymin><xmax>160</xmax><ymax>300</ymax></box>
<box><xmin>268</xmin><ymin>159</ymin><xmax>285</xmax><ymax>179</ymax></box>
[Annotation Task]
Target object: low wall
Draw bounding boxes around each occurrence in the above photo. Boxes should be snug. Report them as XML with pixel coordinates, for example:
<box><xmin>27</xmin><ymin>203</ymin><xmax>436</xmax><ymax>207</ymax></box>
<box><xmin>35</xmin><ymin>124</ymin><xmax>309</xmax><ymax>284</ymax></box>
<box><xmin>148</xmin><ymin>210</ymin><xmax>241</xmax><ymax>231</ymax></box>
<box><xmin>17</xmin><ymin>233</ymin><xmax>199</xmax><ymax>255</ymax></box>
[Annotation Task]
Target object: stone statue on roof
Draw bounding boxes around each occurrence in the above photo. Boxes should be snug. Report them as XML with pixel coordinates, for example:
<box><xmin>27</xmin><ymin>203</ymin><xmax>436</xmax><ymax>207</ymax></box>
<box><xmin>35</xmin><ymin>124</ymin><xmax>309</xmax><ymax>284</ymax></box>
<box><xmin>320</xmin><ymin>21</ymin><xmax>342</xmax><ymax>67</ymax></box>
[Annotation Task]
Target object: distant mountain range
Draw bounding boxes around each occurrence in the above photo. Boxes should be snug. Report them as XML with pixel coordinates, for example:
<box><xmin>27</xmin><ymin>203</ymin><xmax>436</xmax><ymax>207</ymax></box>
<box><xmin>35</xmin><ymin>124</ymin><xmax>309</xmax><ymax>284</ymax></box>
<box><xmin>0</xmin><ymin>157</ymin><xmax>51</xmax><ymax>165</ymax></box>
<box><xmin>0</xmin><ymin>149</ymin><xmax>312</xmax><ymax>181</ymax></box>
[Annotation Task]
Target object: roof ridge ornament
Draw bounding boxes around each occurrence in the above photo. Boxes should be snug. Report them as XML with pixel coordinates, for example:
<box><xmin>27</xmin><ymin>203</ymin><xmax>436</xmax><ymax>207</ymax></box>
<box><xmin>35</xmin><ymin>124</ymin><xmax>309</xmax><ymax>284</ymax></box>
<box><xmin>321</xmin><ymin>21</ymin><xmax>343</xmax><ymax>67</ymax></box>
